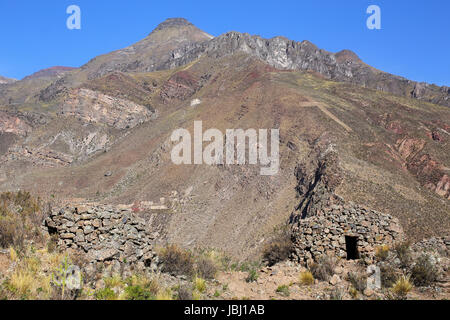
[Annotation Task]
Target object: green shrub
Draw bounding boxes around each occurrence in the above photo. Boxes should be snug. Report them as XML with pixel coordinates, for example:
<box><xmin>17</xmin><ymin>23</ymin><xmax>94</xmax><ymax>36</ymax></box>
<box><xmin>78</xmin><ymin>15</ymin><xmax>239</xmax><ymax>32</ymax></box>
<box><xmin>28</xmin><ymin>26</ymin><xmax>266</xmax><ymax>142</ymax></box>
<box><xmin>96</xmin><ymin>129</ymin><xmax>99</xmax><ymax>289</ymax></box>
<box><xmin>411</xmin><ymin>254</ymin><xmax>439</xmax><ymax>287</ymax></box>
<box><xmin>159</xmin><ymin>245</ymin><xmax>195</xmax><ymax>277</ymax></box>
<box><xmin>245</xmin><ymin>269</ymin><xmax>259</xmax><ymax>283</ymax></box>
<box><xmin>276</xmin><ymin>285</ymin><xmax>290</xmax><ymax>297</ymax></box>
<box><xmin>123</xmin><ymin>285</ymin><xmax>155</xmax><ymax>300</ymax></box>
<box><xmin>95</xmin><ymin>287</ymin><xmax>117</xmax><ymax>300</ymax></box>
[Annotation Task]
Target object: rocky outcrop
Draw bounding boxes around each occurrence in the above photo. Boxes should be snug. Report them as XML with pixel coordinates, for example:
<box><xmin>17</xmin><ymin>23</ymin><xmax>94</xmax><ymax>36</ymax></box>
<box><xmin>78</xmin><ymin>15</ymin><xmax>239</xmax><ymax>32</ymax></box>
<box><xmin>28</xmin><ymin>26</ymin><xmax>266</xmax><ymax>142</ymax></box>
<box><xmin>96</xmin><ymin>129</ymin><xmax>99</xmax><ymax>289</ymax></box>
<box><xmin>0</xmin><ymin>75</ymin><xmax>17</xmax><ymax>85</ymax></box>
<box><xmin>0</xmin><ymin>111</ymin><xmax>32</xmax><ymax>137</ymax></box>
<box><xmin>161</xmin><ymin>30</ymin><xmax>450</xmax><ymax>108</ymax></box>
<box><xmin>291</xmin><ymin>139</ymin><xmax>342</xmax><ymax>220</ymax></box>
<box><xmin>22</xmin><ymin>66</ymin><xmax>76</xmax><ymax>81</ymax></box>
<box><xmin>44</xmin><ymin>204</ymin><xmax>159</xmax><ymax>275</ymax></box>
<box><xmin>160</xmin><ymin>70</ymin><xmax>204</xmax><ymax>103</ymax></box>
<box><xmin>60</xmin><ymin>88</ymin><xmax>156</xmax><ymax>129</ymax></box>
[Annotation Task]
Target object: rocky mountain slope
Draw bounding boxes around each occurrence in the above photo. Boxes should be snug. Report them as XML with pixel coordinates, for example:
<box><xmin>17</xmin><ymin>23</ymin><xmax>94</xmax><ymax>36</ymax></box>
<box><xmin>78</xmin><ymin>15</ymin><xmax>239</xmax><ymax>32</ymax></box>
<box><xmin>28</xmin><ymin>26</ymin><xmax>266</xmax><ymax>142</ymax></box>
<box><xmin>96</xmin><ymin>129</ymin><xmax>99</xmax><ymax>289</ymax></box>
<box><xmin>0</xmin><ymin>18</ymin><xmax>448</xmax><ymax>260</ymax></box>
<box><xmin>0</xmin><ymin>75</ymin><xmax>16</xmax><ymax>85</ymax></box>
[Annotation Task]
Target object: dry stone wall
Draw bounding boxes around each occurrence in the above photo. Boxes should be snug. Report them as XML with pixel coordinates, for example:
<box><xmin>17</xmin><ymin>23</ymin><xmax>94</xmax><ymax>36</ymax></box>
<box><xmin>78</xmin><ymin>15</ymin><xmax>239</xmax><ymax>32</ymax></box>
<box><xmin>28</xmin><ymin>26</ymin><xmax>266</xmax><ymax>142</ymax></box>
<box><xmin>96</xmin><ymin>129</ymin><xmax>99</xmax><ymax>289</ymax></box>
<box><xmin>44</xmin><ymin>203</ymin><xmax>159</xmax><ymax>273</ymax></box>
<box><xmin>291</xmin><ymin>201</ymin><xmax>403</xmax><ymax>264</ymax></box>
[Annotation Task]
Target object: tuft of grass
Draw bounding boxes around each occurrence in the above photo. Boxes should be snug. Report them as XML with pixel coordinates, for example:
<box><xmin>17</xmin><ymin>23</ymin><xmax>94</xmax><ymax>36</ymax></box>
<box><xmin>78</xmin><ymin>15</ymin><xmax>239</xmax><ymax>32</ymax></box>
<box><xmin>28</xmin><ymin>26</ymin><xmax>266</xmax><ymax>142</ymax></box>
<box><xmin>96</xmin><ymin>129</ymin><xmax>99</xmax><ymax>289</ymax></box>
<box><xmin>193</xmin><ymin>276</ymin><xmax>206</xmax><ymax>293</ymax></box>
<box><xmin>156</xmin><ymin>288</ymin><xmax>174</xmax><ymax>300</ymax></box>
<box><xmin>349</xmin><ymin>287</ymin><xmax>358</xmax><ymax>299</ymax></box>
<box><xmin>299</xmin><ymin>271</ymin><xmax>314</xmax><ymax>286</ymax></box>
<box><xmin>245</xmin><ymin>268</ymin><xmax>259</xmax><ymax>283</ymax></box>
<box><xmin>276</xmin><ymin>285</ymin><xmax>290</xmax><ymax>297</ymax></box>
<box><xmin>375</xmin><ymin>245</ymin><xmax>390</xmax><ymax>261</ymax></box>
<box><xmin>392</xmin><ymin>275</ymin><xmax>413</xmax><ymax>300</ymax></box>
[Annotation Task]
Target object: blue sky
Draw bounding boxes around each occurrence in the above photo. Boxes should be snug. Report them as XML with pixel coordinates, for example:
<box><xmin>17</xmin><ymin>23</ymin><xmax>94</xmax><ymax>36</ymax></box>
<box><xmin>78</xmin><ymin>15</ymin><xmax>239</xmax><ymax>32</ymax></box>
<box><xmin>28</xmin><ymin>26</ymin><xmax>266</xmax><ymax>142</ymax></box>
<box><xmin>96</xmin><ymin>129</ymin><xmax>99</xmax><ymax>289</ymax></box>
<box><xmin>0</xmin><ymin>0</ymin><xmax>449</xmax><ymax>85</ymax></box>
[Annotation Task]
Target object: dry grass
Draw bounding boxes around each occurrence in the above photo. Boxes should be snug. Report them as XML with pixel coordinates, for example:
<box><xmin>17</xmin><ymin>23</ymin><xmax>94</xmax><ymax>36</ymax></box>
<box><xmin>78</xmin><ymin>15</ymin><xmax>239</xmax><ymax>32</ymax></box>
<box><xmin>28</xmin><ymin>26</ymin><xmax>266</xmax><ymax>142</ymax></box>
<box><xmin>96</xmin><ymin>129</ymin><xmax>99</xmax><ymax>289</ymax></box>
<box><xmin>299</xmin><ymin>271</ymin><xmax>314</xmax><ymax>286</ymax></box>
<box><xmin>392</xmin><ymin>275</ymin><xmax>413</xmax><ymax>299</ymax></box>
<box><xmin>375</xmin><ymin>244</ymin><xmax>390</xmax><ymax>261</ymax></box>
<box><xmin>262</xmin><ymin>228</ymin><xmax>293</xmax><ymax>267</ymax></box>
<box><xmin>158</xmin><ymin>244</ymin><xmax>195</xmax><ymax>277</ymax></box>
<box><xmin>309</xmin><ymin>255</ymin><xmax>336</xmax><ymax>281</ymax></box>
<box><xmin>0</xmin><ymin>191</ymin><xmax>46</xmax><ymax>251</ymax></box>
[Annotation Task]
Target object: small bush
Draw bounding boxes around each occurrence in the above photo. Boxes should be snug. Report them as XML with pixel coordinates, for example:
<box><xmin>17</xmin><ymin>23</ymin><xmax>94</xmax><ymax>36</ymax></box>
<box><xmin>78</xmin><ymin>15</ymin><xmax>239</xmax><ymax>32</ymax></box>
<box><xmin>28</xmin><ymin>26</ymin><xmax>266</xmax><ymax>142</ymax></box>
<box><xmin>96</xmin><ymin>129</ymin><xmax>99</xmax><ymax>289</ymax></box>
<box><xmin>380</xmin><ymin>264</ymin><xmax>398</xmax><ymax>288</ymax></box>
<box><xmin>0</xmin><ymin>191</ymin><xmax>45</xmax><ymax>251</ymax></box>
<box><xmin>262</xmin><ymin>228</ymin><xmax>293</xmax><ymax>266</ymax></box>
<box><xmin>123</xmin><ymin>285</ymin><xmax>155</xmax><ymax>300</ymax></box>
<box><xmin>299</xmin><ymin>271</ymin><xmax>314</xmax><ymax>286</ymax></box>
<box><xmin>276</xmin><ymin>285</ymin><xmax>290</xmax><ymax>297</ymax></box>
<box><xmin>196</xmin><ymin>257</ymin><xmax>217</xmax><ymax>280</ymax></box>
<box><xmin>310</xmin><ymin>255</ymin><xmax>336</xmax><ymax>281</ymax></box>
<box><xmin>347</xmin><ymin>272</ymin><xmax>367</xmax><ymax>293</ymax></box>
<box><xmin>159</xmin><ymin>245</ymin><xmax>195</xmax><ymax>277</ymax></box>
<box><xmin>394</xmin><ymin>241</ymin><xmax>412</xmax><ymax>268</ymax></box>
<box><xmin>122</xmin><ymin>275</ymin><xmax>159</xmax><ymax>300</ymax></box>
<box><xmin>329</xmin><ymin>288</ymin><xmax>344</xmax><ymax>300</ymax></box>
<box><xmin>95</xmin><ymin>287</ymin><xmax>117</xmax><ymax>300</ymax></box>
<box><xmin>375</xmin><ymin>245</ymin><xmax>390</xmax><ymax>261</ymax></box>
<box><xmin>411</xmin><ymin>254</ymin><xmax>439</xmax><ymax>287</ymax></box>
<box><xmin>392</xmin><ymin>275</ymin><xmax>413</xmax><ymax>300</ymax></box>
<box><xmin>194</xmin><ymin>276</ymin><xmax>206</xmax><ymax>293</ymax></box>
<box><xmin>245</xmin><ymin>269</ymin><xmax>259</xmax><ymax>283</ymax></box>
<box><xmin>177</xmin><ymin>285</ymin><xmax>193</xmax><ymax>300</ymax></box>
<box><xmin>156</xmin><ymin>288</ymin><xmax>173</xmax><ymax>300</ymax></box>
<box><xmin>349</xmin><ymin>287</ymin><xmax>358</xmax><ymax>299</ymax></box>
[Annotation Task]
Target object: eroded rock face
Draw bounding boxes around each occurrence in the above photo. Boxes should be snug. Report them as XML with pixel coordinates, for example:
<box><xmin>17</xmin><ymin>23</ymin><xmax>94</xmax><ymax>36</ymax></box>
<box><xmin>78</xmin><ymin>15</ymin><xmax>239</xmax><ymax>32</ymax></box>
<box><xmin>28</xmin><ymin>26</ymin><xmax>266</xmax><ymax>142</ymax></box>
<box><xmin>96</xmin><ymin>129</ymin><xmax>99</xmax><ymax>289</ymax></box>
<box><xmin>61</xmin><ymin>88</ymin><xmax>156</xmax><ymax>129</ymax></box>
<box><xmin>0</xmin><ymin>111</ymin><xmax>32</xmax><ymax>137</ymax></box>
<box><xmin>44</xmin><ymin>204</ymin><xmax>159</xmax><ymax>274</ymax></box>
<box><xmin>160</xmin><ymin>71</ymin><xmax>203</xmax><ymax>103</ymax></box>
<box><xmin>0</xmin><ymin>75</ymin><xmax>17</xmax><ymax>85</ymax></box>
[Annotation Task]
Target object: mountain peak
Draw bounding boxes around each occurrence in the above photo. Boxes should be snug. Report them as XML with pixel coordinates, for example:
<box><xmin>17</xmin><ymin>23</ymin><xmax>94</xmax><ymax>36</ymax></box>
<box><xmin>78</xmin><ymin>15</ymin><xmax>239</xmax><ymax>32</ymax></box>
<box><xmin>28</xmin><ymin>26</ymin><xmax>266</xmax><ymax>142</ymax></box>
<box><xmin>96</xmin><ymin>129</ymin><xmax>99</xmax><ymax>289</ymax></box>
<box><xmin>154</xmin><ymin>18</ymin><xmax>193</xmax><ymax>31</ymax></box>
<box><xmin>335</xmin><ymin>49</ymin><xmax>362</xmax><ymax>64</ymax></box>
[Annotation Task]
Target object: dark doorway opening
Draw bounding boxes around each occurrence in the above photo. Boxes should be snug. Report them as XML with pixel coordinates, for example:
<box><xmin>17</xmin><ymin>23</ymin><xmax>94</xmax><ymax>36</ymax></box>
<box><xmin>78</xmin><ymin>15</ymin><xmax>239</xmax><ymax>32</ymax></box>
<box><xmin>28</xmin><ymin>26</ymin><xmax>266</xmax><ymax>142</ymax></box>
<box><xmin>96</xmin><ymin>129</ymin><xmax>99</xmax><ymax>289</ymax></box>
<box><xmin>345</xmin><ymin>235</ymin><xmax>360</xmax><ymax>260</ymax></box>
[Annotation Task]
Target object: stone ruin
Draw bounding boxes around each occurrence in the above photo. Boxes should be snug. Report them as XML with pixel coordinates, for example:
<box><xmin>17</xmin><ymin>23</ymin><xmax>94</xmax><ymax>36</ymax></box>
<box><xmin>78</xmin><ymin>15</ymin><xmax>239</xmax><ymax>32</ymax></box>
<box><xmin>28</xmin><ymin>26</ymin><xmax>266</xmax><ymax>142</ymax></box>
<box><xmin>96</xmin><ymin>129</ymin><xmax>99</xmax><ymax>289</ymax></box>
<box><xmin>44</xmin><ymin>203</ymin><xmax>159</xmax><ymax>276</ymax></box>
<box><xmin>290</xmin><ymin>200</ymin><xmax>403</xmax><ymax>265</ymax></box>
<box><xmin>289</xmin><ymin>139</ymin><xmax>404</xmax><ymax>265</ymax></box>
